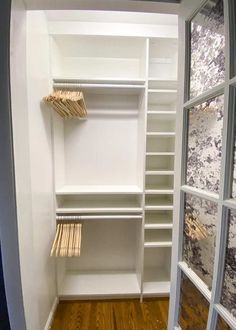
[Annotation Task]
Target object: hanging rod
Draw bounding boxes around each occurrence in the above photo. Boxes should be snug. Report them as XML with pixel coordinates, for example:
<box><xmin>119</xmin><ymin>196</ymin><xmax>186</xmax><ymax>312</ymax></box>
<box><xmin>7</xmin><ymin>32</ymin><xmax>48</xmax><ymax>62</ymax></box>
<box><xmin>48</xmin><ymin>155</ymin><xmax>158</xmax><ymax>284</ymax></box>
<box><xmin>53</xmin><ymin>83</ymin><xmax>145</xmax><ymax>90</ymax></box>
<box><xmin>56</xmin><ymin>215</ymin><xmax>142</xmax><ymax>221</ymax></box>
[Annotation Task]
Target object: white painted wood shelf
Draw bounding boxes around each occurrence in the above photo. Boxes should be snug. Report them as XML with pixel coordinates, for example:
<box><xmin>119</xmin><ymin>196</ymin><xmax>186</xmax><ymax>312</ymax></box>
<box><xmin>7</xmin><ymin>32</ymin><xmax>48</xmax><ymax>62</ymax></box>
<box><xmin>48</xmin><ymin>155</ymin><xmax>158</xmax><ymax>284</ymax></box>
<box><xmin>145</xmin><ymin>170</ymin><xmax>174</xmax><ymax>175</ymax></box>
<box><xmin>147</xmin><ymin>111</ymin><xmax>176</xmax><ymax>115</ymax></box>
<box><xmin>146</xmin><ymin>132</ymin><xmax>176</xmax><ymax>137</ymax></box>
<box><xmin>146</xmin><ymin>152</ymin><xmax>175</xmax><ymax>156</ymax></box>
<box><xmin>56</xmin><ymin>185</ymin><xmax>142</xmax><ymax>195</ymax></box>
<box><xmin>145</xmin><ymin>189</ymin><xmax>174</xmax><ymax>195</ymax></box>
<box><xmin>143</xmin><ymin>281</ymin><xmax>170</xmax><ymax>296</ymax></box>
<box><xmin>53</xmin><ymin>77</ymin><xmax>146</xmax><ymax>86</ymax></box>
<box><xmin>144</xmin><ymin>229</ymin><xmax>172</xmax><ymax>248</ymax></box>
<box><xmin>143</xmin><ymin>266</ymin><xmax>171</xmax><ymax>295</ymax></box>
<box><xmin>58</xmin><ymin>272</ymin><xmax>140</xmax><ymax>299</ymax></box>
<box><xmin>148</xmin><ymin>78</ymin><xmax>177</xmax><ymax>89</ymax></box>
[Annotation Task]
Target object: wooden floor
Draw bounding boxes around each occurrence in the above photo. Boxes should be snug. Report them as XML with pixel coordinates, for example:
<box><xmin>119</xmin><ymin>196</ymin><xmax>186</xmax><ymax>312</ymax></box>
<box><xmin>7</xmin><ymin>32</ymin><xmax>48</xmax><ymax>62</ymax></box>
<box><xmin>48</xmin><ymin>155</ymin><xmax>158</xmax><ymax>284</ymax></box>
<box><xmin>51</xmin><ymin>298</ymin><xmax>169</xmax><ymax>330</ymax></box>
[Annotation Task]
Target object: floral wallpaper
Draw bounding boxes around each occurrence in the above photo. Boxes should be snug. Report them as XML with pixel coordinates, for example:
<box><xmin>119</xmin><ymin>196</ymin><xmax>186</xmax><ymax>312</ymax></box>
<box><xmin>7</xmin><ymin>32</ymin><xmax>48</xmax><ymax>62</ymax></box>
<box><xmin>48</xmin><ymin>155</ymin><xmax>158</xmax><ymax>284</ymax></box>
<box><xmin>190</xmin><ymin>0</ymin><xmax>225</xmax><ymax>98</ymax></box>
<box><xmin>221</xmin><ymin>210</ymin><xmax>236</xmax><ymax>320</ymax></box>
<box><xmin>186</xmin><ymin>95</ymin><xmax>224</xmax><ymax>195</ymax></box>
<box><xmin>183</xmin><ymin>194</ymin><xmax>217</xmax><ymax>289</ymax></box>
<box><xmin>179</xmin><ymin>273</ymin><xmax>209</xmax><ymax>329</ymax></box>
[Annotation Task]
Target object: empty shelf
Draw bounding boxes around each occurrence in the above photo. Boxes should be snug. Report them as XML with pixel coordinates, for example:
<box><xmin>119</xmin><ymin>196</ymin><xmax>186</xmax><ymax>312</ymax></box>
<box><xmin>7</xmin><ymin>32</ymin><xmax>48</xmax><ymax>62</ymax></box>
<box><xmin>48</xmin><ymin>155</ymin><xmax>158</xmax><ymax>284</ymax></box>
<box><xmin>146</xmin><ymin>132</ymin><xmax>176</xmax><ymax>137</ymax></box>
<box><xmin>58</xmin><ymin>272</ymin><xmax>140</xmax><ymax>298</ymax></box>
<box><xmin>145</xmin><ymin>195</ymin><xmax>173</xmax><ymax>211</ymax></box>
<box><xmin>143</xmin><ymin>281</ymin><xmax>170</xmax><ymax>296</ymax></box>
<box><xmin>147</xmin><ymin>110</ymin><xmax>176</xmax><ymax>114</ymax></box>
<box><xmin>56</xmin><ymin>185</ymin><xmax>142</xmax><ymax>195</ymax></box>
<box><xmin>57</xmin><ymin>195</ymin><xmax>142</xmax><ymax>214</ymax></box>
<box><xmin>146</xmin><ymin>152</ymin><xmax>175</xmax><ymax>156</ymax></box>
<box><xmin>148</xmin><ymin>90</ymin><xmax>177</xmax><ymax>105</ymax></box>
<box><xmin>144</xmin><ymin>229</ymin><xmax>172</xmax><ymax>248</ymax></box>
<box><xmin>148</xmin><ymin>78</ymin><xmax>177</xmax><ymax>89</ymax></box>
<box><xmin>54</xmin><ymin>77</ymin><xmax>146</xmax><ymax>86</ymax></box>
<box><xmin>143</xmin><ymin>247</ymin><xmax>171</xmax><ymax>295</ymax></box>
<box><xmin>145</xmin><ymin>189</ymin><xmax>173</xmax><ymax>195</ymax></box>
<box><xmin>145</xmin><ymin>211</ymin><xmax>173</xmax><ymax>229</ymax></box>
<box><xmin>145</xmin><ymin>170</ymin><xmax>174</xmax><ymax>175</ymax></box>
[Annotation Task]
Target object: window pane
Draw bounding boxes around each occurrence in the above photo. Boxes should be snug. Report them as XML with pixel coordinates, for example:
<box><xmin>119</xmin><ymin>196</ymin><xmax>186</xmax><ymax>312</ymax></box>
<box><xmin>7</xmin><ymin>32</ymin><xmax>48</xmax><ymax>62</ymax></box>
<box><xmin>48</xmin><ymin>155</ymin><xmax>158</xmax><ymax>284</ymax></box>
<box><xmin>179</xmin><ymin>272</ymin><xmax>209</xmax><ymax>329</ymax></box>
<box><xmin>190</xmin><ymin>0</ymin><xmax>225</xmax><ymax>98</ymax></box>
<box><xmin>216</xmin><ymin>314</ymin><xmax>232</xmax><ymax>330</ymax></box>
<box><xmin>221</xmin><ymin>210</ymin><xmax>236</xmax><ymax>319</ymax></box>
<box><xmin>183</xmin><ymin>194</ymin><xmax>217</xmax><ymax>289</ymax></box>
<box><xmin>186</xmin><ymin>95</ymin><xmax>224</xmax><ymax>194</ymax></box>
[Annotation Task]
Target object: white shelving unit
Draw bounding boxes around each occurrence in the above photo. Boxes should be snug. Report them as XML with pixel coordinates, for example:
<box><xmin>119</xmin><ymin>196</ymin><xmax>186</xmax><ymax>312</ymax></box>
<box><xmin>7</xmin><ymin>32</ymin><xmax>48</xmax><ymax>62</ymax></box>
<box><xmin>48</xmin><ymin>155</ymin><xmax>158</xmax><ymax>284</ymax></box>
<box><xmin>142</xmin><ymin>37</ymin><xmax>177</xmax><ymax>296</ymax></box>
<box><xmin>49</xmin><ymin>25</ymin><xmax>177</xmax><ymax>299</ymax></box>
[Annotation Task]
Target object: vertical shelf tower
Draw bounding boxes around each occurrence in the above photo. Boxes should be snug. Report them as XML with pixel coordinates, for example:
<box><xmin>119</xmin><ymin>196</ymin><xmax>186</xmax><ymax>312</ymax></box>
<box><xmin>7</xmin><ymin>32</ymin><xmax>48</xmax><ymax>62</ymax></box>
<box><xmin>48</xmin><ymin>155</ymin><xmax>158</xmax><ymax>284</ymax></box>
<box><xmin>143</xmin><ymin>39</ymin><xmax>177</xmax><ymax>296</ymax></box>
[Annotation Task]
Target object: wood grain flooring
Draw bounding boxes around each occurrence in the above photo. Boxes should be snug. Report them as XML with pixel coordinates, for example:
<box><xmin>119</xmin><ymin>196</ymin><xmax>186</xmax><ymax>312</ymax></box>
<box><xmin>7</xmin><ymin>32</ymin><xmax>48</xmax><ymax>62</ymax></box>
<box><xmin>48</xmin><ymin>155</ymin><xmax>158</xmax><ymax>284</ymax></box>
<box><xmin>51</xmin><ymin>298</ymin><xmax>169</xmax><ymax>330</ymax></box>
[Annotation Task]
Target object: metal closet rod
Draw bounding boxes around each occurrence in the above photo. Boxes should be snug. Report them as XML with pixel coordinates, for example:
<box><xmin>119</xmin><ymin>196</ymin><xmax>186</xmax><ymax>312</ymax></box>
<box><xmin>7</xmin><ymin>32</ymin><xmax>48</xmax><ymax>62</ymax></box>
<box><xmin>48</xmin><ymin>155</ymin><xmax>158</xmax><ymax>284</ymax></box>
<box><xmin>53</xmin><ymin>83</ymin><xmax>144</xmax><ymax>89</ymax></box>
<box><xmin>56</xmin><ymin>215</ymin><xmax>142</xmax><ymax>221</ymax></box>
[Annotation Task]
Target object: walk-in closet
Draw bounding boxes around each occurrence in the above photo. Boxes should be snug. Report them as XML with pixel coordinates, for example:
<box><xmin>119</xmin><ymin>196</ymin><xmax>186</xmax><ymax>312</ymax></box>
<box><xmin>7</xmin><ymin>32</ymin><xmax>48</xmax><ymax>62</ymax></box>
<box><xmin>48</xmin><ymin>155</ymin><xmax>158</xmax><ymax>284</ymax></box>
<box><xmin>1</xmin><ymin>0</ymin><xmax>235</xmax><ymax>329</ymax></box>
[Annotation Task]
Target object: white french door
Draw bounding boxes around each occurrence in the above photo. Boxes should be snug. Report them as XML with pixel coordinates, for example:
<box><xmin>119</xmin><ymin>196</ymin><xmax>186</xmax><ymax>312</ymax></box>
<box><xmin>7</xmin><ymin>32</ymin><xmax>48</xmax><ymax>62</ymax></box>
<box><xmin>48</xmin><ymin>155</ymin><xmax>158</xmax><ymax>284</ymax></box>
<box><xmin>169</xmin><ymin>0</ymin><xmax>236</xmax><ymax>329</ymax></box>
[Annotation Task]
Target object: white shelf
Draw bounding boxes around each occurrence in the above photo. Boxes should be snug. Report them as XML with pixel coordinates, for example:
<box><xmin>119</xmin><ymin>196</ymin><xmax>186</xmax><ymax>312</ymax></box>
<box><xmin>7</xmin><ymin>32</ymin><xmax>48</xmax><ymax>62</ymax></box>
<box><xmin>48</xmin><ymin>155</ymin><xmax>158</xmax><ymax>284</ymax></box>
<box><xmin>145</xmin><ymin>189</ymin><xmax>174</xmax><ymax>195</ymax></box>
<box><xmin>145</xmin><ymin>205</ymin><xmax>173</xmax><ymax>211</ymax></box>
<box><xmin>146</xmin><ymin>152</ymin><xmax>175</xmax><ymax>156</ymax></box>
<box><xmin>143</xmin><ymin>281</ymin><xmax>170</xmax><ymax>296</ymax></box>
<box><xmin>145</xmin><ymin>211</ymin><xmax>173</xmax><ymax>229</ymax></box>
<box><xmin>143</xmin><ymin>253</ymin><xmax>171</xmax><ymax>295</ymax></box>
<box><xmin>148</xmin><ymin>90</ymin><xmax>177</xmax><ymax>105</ymax></box>
<box><xmin>144</xmin><ymin>228</ymin><xmax>172</xmax><ymax>247</ymax></box>
<box><xmin>145</xmin><ymin>170</ymin><xmax>174</xmax><ymax>175</ymax></box>
<box><xmin>56</xmin><ymin>185</ymin><xmax>142</xmax><ymax>195</ymax></box>
<box><xmin>56</xmin><ymin>207</ymin><xmax>142</xmax><ymax>214</ymax></box>
<box><xmin>147</xmin><ymin>111</ymin><xmax>176</xmax><ymax>115</ymax></box>
<box><xmin>144</xmin><ymin>223</ymin><xmax>173</xmax><ymax>230</ymax></box>
<box><xmin>148</xmin><ymin>78</ymin><xmax>177</xmax><ymax>89</ymax></box>
<box><xmin>58</xmin><ymin>272</ymin><xmax>140</xmax><ymax>299</ymax></box>
<box><xmin>57</xmin><ymin>194</ymin><xmax>142</xmax><ymax>214</ymax></box>
<box><xmin>146</xmin><ymin>132</ymin><xmax>176</xmax><ymax>137</ymax></box>
<box><xmin>53</xmin><ymin>77</ymin><xmax>146</xmax><ymax>86</ymax></box>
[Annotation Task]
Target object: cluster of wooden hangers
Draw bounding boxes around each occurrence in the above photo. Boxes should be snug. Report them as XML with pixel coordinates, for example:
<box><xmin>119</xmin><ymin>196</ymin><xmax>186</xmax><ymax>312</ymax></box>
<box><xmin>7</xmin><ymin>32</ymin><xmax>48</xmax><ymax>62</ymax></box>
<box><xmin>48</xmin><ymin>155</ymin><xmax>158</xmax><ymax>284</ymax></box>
<box><xmin>43</xmin><ymin>90</ymin><xmax>87</xmax><ymax>118</ymax></box>
<box><xmin>185</xmin><ymin>216</ymin><xmax>208</xmax><ymax>240</ymax></box>
<box><xmin>50</xmin><ymin>223</ymin><xmax>82</xmax><ymax>257</ymax></box>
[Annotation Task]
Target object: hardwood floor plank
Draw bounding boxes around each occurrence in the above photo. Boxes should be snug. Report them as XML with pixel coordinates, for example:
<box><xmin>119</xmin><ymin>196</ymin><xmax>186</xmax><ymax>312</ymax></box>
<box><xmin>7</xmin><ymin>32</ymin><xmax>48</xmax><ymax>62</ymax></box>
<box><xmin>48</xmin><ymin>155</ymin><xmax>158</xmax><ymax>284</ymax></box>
<box><xmin>51</xmin><ymin>298</ymin><xmax>169</xmax><ymax>330</ymax></box>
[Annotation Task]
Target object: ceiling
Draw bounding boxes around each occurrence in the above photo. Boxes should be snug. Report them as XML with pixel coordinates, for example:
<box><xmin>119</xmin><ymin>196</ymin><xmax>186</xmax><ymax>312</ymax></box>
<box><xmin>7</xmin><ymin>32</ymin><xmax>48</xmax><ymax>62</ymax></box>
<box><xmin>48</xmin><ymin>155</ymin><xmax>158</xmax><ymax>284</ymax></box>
<box><xmin>23</xmin><ymin>0</ymin><xmax>180</xmax><ymax>14</ymax></box>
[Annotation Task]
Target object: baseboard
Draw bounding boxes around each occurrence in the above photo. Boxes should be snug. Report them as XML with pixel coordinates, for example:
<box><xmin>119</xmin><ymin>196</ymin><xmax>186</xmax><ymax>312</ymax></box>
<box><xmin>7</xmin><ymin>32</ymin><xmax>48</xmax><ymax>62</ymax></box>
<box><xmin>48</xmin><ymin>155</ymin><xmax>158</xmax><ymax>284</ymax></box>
<box><xmin>44</xmin><ymin>297</ymin><xmax>58</xmax><ymax>330</ymax></box>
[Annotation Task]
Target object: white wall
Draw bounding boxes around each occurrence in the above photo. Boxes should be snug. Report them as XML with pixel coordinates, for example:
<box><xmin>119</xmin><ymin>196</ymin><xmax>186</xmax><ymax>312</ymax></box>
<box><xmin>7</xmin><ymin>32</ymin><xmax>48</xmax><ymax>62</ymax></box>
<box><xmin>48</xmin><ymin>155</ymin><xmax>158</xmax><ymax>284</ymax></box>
<box><xmin>10</xmin><ymin>4</ymin><xmax>57</xmax><ymax>329</ymax></box>
<box><xmin>10</xmin><ymin>1</ymin><xmax>36</xmax><ymax>329</ymax></box>
<box><xmin>26</xmin><ymin>11</ymin><xmax>57</xmax><ymax>329</ymax></box>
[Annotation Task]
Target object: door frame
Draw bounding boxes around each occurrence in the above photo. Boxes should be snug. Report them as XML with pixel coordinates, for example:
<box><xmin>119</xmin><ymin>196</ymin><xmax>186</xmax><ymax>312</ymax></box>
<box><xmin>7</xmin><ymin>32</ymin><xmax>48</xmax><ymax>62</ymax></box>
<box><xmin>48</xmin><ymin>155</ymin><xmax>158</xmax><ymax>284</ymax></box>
<box><xmin>168</xmin><ymin>0</ymin><xmax>236</xmax><ymax>329</ymax></box>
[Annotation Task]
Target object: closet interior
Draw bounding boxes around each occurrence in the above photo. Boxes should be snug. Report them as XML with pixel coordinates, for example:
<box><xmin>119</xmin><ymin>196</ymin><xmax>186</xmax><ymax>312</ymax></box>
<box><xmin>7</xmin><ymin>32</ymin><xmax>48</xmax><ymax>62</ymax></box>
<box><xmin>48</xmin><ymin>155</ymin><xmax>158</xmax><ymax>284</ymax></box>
<box><xmin>28</xmin><ymin>11</ymin><xmax>178</xmax><ymax>300</ymax></box>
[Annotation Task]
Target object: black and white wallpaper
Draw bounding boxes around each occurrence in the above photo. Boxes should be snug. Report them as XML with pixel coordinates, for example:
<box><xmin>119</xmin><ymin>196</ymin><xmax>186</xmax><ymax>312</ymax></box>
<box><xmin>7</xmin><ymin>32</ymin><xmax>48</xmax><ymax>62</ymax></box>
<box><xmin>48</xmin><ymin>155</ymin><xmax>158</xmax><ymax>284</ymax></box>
<box><xmin>183</xmin><ymin>194</ymin><xmax>217</xmax><ymax>289</ymax></box>
<box><xmin>221</xmin><ymin>210</ymin><xmax>236</xmax><ymax>320</ymax></box>
<box><xmin>186</xmin><ymin>95</ymin><xmax>224</xmax><ymax>195</ymax></box>
<box><xmin>190</xmin><ymin>0</ymin><xmax>225</xmax><ymax>98</ymax></box>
